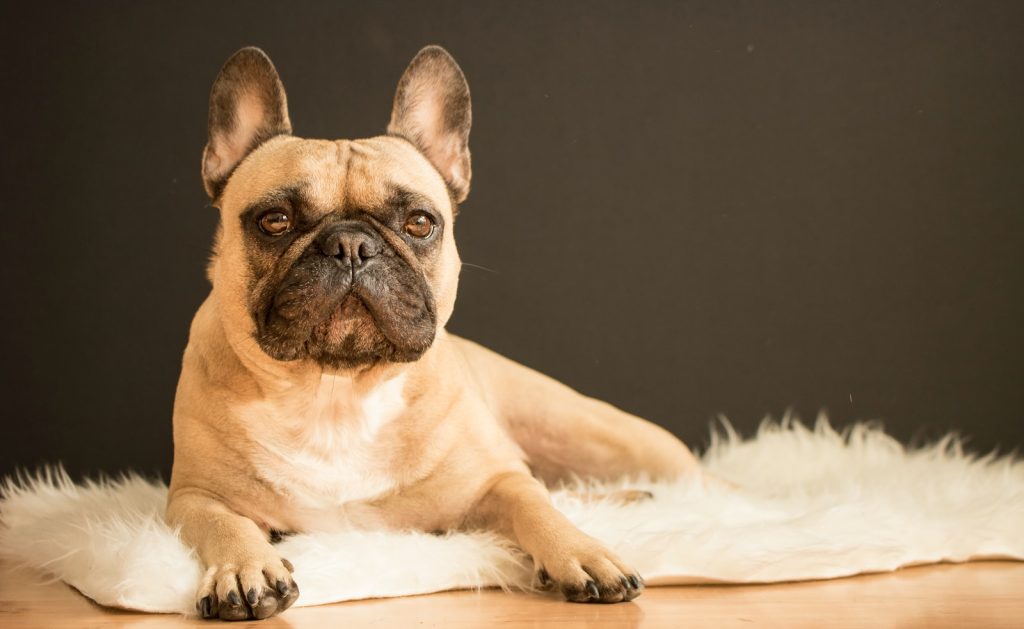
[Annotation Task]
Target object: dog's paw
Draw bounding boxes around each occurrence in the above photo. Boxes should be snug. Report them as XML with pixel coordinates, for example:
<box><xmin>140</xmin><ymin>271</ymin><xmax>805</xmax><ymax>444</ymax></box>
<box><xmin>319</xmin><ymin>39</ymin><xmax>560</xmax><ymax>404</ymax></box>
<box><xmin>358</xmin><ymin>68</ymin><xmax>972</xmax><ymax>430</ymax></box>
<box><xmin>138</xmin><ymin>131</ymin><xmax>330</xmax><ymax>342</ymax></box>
<box><xmin>196</xmin><ymin>555</ymin><xmax>299</xmax><ymax>621</ymax></box>
<box><xmin>533</xmin><ymin>540</ymin><xmax>644</xmax><ymax>603</ymax></box>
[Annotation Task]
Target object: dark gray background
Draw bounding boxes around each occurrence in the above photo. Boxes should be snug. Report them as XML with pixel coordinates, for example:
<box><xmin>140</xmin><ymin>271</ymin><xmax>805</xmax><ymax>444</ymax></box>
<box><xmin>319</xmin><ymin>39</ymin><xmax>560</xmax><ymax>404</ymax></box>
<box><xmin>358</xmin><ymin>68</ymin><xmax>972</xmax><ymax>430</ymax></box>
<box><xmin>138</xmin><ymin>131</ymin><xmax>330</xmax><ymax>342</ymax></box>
<box><xmin>1</xmin><ymin>1</ymin><xmax>1021</xmax><ymax>482</ymax></box>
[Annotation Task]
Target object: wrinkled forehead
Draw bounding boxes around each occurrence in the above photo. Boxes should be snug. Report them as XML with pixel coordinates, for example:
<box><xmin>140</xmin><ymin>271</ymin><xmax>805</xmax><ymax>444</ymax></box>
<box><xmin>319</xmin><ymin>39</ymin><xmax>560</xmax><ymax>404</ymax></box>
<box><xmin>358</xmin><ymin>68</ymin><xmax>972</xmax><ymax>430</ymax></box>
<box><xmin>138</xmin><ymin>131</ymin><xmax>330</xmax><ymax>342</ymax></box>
<box><xmin>220</xmin><ymin>135</ymin><xmax>452</xmax><ymax>217</ymax></box>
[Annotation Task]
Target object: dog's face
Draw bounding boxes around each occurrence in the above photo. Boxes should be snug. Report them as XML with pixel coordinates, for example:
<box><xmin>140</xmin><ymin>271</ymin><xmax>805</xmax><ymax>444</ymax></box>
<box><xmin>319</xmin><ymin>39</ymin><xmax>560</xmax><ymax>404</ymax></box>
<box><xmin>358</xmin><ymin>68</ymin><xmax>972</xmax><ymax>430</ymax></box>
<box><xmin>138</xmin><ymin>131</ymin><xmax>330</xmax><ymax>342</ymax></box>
<box><xmin>201</xmin><ymin>47</ymin><xmax>471</xmax><ymax>369</ymax></box>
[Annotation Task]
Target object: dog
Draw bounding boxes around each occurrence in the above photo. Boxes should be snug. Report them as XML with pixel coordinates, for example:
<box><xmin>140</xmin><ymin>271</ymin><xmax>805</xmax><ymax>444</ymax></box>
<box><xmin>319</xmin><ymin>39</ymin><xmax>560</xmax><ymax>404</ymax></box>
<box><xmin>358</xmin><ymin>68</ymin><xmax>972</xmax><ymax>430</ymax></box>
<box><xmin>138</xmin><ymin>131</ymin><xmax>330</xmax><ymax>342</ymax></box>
<box><xmin>166</xmin><ymin>45</ymin><xmax>702</xmax><ymax>621</ymax></box>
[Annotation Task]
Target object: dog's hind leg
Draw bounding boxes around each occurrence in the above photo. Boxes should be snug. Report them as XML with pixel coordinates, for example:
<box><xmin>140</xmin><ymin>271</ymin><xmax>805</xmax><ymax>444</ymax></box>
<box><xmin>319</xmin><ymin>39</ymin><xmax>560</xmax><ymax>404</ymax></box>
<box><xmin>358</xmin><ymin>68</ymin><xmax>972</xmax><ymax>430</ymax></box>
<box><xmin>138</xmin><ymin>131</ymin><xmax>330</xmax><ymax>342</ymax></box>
<box><xmin>450</xmin><ymin>335</ymin><xmax>703</xmax><ymax>486</ymax></box>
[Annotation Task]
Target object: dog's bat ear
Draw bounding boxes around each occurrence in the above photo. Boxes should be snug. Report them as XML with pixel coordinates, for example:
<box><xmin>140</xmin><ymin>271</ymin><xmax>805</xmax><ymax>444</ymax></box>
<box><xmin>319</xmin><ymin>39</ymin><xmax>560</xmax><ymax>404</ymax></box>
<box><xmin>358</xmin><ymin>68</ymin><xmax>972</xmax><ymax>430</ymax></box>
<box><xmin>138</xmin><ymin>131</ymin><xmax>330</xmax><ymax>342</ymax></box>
<box><xmin>388</xmin><ymin>46</ymin><xmax>472</xmax><ymax>203</ymax></box>
<box><xmin>202</xmin><ymin>47</ymin><xmax>292</xmax><ymax>200</ymax></box>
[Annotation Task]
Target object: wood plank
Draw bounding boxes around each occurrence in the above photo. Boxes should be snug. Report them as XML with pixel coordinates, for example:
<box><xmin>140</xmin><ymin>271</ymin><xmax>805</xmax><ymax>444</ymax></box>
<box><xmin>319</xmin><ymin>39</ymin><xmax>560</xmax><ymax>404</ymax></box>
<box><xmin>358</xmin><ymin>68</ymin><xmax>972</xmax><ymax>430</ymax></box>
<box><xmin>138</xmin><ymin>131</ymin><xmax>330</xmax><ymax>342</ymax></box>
<box><xmin>1</xmin><ymin>560</ymin><xmax>1022</xmax><ymax>628</ymax></box>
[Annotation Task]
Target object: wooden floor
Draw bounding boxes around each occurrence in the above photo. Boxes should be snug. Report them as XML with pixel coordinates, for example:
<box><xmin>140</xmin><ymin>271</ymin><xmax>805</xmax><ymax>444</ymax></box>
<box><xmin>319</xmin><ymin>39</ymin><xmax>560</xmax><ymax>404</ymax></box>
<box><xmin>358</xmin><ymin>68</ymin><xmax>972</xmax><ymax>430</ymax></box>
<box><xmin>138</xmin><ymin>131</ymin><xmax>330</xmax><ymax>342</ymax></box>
<box><xmin>1</xmin><ymin>560</ymin><xmax>1022</xmax><ymax>628</ymax></box>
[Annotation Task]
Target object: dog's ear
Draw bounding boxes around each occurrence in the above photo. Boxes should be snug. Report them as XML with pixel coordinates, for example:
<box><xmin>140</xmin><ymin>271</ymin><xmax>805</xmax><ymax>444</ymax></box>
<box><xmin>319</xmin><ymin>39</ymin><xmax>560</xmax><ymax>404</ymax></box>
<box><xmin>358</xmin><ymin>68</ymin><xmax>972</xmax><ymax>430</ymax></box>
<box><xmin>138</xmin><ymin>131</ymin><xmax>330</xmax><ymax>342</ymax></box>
<box><xmin>388</xmin><ymin>46</ymin><xmax>472</xmax><ymax>203</ymax></box>
<box><xmin>202</xmin><ymin>47</ymin><xmax>292</xmax><ymax>199</ymax></box>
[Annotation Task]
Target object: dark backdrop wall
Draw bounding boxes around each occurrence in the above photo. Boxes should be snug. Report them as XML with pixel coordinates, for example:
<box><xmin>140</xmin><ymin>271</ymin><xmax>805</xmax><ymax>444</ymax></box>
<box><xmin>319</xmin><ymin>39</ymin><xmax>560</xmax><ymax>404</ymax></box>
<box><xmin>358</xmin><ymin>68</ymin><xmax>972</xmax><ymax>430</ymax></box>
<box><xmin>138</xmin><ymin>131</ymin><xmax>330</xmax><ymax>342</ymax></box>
<box><xmin>1</xmin><ymin>1</ymin><xmax>1022</xmax><ymax>482</ymax></box>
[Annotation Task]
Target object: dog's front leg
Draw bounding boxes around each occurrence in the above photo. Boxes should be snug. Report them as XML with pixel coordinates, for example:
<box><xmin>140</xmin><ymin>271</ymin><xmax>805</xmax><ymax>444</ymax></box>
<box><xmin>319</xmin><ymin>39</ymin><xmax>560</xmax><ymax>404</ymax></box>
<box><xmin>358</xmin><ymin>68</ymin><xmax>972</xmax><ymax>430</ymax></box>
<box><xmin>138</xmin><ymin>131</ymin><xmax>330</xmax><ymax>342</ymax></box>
<box><xmin>166</xmin><ymin>490</ymin><xmax>299</xmax><ymax>621</ymax></box>
<box><xmin>470</xmin><ymin>472</ymin><xmax>644</xmax><ymax>603</ymax></box>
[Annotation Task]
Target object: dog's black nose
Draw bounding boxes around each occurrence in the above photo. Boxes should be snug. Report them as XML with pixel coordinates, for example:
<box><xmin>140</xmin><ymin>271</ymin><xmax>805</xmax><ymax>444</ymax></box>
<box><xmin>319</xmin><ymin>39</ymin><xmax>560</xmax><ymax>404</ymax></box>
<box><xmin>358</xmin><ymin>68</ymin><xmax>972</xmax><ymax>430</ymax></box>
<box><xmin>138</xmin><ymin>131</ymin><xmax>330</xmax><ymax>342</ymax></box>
<box><xmin>318</xmin><ymin>224</ymin><xmax>381</xmax><ymax>267</ymax></box>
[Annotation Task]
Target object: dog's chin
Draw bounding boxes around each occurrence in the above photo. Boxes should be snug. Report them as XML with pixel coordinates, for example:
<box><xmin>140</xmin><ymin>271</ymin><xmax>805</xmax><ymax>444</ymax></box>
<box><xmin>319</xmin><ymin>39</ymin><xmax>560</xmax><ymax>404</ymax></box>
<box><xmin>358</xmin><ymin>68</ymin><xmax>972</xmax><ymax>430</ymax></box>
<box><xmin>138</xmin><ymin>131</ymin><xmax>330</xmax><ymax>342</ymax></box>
<box><xmin>256</xmin><ymin>293</ymin><xmax>436</xmax><ymax>370</ymax></box>
<box><xmin>309</xmin><ymin>295</ymin><xmax>404</xmax><ymax>370</ymax></box>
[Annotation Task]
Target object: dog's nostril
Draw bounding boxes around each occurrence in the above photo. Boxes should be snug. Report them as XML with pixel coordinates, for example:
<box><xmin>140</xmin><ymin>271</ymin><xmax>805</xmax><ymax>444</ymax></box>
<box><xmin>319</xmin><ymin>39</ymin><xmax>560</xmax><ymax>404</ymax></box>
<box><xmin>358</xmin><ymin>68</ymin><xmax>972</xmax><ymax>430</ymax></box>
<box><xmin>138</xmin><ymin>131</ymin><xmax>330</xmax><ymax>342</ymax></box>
<box><xmin>357</xmin><ymin>241</ymin><xmax>376</xmax><ymax>260</ymax></box>
<box><xmin>321</xmin><ymin>240</ymin><xmax>341</xmax><ymax>258</ymax></box>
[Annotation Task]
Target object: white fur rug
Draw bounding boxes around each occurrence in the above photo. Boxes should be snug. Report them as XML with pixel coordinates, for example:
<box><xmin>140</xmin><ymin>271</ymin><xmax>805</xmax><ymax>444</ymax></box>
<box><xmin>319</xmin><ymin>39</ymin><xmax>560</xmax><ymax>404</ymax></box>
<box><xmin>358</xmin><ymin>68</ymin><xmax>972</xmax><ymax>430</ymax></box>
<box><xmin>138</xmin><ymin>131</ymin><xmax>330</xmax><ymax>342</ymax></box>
<box><xmin>1</xmin><ymin>417</ymin><xmax>1022</xmax><ymax>614</ymax></box>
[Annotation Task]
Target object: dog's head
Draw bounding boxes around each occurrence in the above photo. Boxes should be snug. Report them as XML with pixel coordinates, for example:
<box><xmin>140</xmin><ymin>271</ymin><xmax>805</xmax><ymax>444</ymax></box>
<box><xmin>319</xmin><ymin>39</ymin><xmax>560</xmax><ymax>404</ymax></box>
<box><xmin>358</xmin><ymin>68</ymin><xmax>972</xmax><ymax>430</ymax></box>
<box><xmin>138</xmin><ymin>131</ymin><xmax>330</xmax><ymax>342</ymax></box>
<box><xmin>202</xmin><ymin>46</ymin><xmax>470</xmax><ymax>370</ymax></box>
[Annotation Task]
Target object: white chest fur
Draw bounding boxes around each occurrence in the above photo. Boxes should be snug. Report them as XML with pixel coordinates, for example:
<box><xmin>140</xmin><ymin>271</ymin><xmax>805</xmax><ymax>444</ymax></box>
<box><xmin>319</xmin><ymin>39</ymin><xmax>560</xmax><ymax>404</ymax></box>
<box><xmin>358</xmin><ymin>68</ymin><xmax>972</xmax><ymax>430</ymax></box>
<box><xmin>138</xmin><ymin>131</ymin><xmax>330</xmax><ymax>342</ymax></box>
<box><xmin>248</xmin><ymin>373</ymin><xmax>408</xmax><ymax>529</ymax></box>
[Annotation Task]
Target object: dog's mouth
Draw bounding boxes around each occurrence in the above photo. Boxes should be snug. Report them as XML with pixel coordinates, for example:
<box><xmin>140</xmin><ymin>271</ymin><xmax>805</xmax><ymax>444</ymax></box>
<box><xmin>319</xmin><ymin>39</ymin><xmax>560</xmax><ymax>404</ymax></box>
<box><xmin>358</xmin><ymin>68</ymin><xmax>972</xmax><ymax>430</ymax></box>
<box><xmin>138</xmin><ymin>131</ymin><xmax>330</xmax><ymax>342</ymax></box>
<box><xmin>252</xmin><ymin>254</ymin><xmax>437</xmax><ymax>369</ymax></box>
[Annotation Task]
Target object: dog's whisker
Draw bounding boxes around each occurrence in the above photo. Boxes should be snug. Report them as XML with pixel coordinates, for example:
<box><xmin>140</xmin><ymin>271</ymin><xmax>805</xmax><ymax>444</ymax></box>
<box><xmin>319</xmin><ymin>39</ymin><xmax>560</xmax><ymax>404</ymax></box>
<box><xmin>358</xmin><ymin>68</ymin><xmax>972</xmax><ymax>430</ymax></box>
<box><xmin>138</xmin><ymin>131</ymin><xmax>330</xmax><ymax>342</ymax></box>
<box><xmin>461</xmin><ymin>262</ymin><xmax>498</xmax><ymax>274</ymax></box>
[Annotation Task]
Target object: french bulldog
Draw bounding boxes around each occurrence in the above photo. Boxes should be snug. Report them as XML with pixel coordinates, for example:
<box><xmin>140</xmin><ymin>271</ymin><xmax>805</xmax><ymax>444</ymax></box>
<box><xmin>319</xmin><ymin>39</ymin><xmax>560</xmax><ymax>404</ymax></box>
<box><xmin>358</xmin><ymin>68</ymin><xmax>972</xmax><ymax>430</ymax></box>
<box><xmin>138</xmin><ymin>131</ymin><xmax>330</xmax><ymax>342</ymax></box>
<box><xmin>166</xmin><ymin>45</ymin><xmax>702</xmax><ymax>621</ymax></box>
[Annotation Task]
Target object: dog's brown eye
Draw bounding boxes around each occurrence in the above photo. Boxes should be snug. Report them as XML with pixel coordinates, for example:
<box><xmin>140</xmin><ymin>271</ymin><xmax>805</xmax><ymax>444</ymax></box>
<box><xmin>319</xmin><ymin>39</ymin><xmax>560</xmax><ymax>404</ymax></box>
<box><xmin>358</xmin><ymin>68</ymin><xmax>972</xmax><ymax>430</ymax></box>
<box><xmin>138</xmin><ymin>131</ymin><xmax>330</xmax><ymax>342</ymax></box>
<box><xmin>404</xmin><ymin>212</ymin><xmax>435</xmax><ymax>238</ymax></box>
<box><xmin>258</xmin><ymin>210</ymin><xmax>291</xmax><ymax>236</ymax></box>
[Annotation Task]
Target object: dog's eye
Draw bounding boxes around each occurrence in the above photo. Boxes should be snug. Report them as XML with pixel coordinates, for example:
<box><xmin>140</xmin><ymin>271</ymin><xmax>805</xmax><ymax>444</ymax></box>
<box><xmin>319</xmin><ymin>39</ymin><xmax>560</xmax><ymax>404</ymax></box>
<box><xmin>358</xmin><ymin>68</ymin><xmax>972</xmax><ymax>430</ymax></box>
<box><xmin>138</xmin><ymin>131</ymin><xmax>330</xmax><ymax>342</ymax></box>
<box><xmin>404</xmin><ymin>212</ymin><xmax>435</xmax><ymax>238</ymax></box>
<box><xmin>258</xmin><ymin>210</ymin><xmax>291</xmax><ymax>236</ymax></box>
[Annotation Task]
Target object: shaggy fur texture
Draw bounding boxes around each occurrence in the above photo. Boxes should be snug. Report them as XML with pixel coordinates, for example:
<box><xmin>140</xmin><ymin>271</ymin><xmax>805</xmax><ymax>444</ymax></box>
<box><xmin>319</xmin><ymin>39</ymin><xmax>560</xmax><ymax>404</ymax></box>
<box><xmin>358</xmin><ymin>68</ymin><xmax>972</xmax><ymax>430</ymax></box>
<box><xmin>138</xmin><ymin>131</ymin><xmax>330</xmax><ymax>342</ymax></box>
<box><xmin>1</xmin><ymin>417</ymin><xmax>1021</xmax><ymax>614</ymax></box>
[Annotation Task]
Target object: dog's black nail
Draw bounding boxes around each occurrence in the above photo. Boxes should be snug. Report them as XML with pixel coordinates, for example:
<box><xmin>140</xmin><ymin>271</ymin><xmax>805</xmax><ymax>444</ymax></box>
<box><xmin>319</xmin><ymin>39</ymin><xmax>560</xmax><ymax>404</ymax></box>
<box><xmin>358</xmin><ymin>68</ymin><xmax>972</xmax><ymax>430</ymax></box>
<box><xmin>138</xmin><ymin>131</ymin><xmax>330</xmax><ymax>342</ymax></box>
<box><xmin>586</xmin><ymin>581</ymin><xmax>599</xmax><ymax>599</ymax></box>
<box><xmin>620</xmin><ymin>576</ymin><xmax>630</xmax><ymax>590</ymax></box>
<box><xmin>199</xmin><ymin>596</ymin><xmax>212</xmax><ymax>617</ymax></box>
<box><xmin>537</xmin><ymin>568</ymin><xmax>550</xmax><ymax>585</ymax></box>
<box><xmin>276</xmin><ymin>579</ymin><xmax>290</xmax><ymax>595</ymax></box>
<box><xmin>628</xmin><ymin>575</ymin><xmax>640</xmax><ymax>589</ymax></box>
<box><xmin>228</xmin><ymin>590</ymin><xmax>241</xmax><ymax>606</ymax></box>
<box><xmin>246</xmin><ymin>587</ymin><xmax>259</xmax><ymax>606</ymax></box>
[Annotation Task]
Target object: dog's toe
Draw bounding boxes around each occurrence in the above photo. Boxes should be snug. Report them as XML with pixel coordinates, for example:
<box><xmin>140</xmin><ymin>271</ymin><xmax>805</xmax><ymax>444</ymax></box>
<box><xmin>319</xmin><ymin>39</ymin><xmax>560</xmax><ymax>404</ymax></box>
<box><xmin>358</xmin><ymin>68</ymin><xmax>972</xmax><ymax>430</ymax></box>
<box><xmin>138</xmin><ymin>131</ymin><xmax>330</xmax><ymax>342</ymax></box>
<box><xmin>196</xmin><ymin>556</ymin><xmax>299</xmax><ymax>621</ymax></box>
<box><xmin>217</xmin><ymin>588</ymin><xmax>248</xmax><ymax>621</ymax></box>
